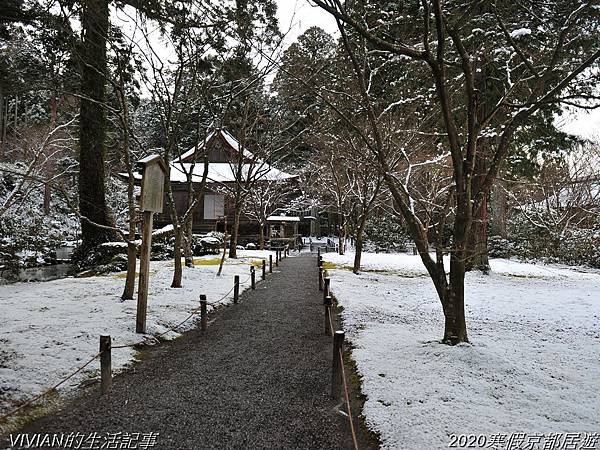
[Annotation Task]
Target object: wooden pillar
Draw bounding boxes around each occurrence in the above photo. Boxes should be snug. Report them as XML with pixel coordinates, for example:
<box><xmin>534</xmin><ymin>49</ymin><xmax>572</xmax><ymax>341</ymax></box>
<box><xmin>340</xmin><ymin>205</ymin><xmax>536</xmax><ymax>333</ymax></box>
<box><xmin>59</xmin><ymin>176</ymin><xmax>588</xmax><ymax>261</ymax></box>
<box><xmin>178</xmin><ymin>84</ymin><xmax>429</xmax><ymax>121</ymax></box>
<box><xmin>251</xmin><ymin>266</ymin><xmax>256</xmax><ymax>290</ymax></box>
<box><xmin>323</xmin><ymin>277</ymin><xmax>330</xmax><ymax>303</ymax></box>
<box><xmin>100</xmin><ymin>335</ymin><xmax>112</xmax><ymax>394</ymax></box>
<box><xmin>136</xmin><ymin>211</ymin><xmax>153</xmax><ymax>334</ymax></box>
<box><xmin>262</xmin><ymin>259</ymin><xmax>266</xmax><ymax>280</ymax></box>
<box><xmin>324</xmin><ymin>296</ymin><xmax>332</xmax><ymax>336</ymax></box>
<box><xmin>319</xmin><ymin>267</ymin><xmax>324</xmax><ymax>291</ymax></box>
<box><xmin>200</xmin><ymin>294</ymin><xmax>207</xmax><ymax>331</ymax></box>
<box><xmin>234</xmin><ymin>275</ymin><xmax>240</xmax><ymax>304</ymax></box>
<box><xmin>331</xmin><ymin>331</ymin><xmax>344</xmax><ymax>400</ymax></box>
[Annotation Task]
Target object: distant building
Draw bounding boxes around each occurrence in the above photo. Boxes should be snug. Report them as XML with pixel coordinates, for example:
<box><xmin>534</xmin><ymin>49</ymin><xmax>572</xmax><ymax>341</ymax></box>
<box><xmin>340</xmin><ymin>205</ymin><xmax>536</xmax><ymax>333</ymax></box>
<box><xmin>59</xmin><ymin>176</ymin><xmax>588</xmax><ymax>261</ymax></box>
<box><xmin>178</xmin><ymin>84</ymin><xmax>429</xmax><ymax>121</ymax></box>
<box><xmin>124</xmin><ymin>129</ymin><xmax>299</xmax><ymax>240</ymax></box>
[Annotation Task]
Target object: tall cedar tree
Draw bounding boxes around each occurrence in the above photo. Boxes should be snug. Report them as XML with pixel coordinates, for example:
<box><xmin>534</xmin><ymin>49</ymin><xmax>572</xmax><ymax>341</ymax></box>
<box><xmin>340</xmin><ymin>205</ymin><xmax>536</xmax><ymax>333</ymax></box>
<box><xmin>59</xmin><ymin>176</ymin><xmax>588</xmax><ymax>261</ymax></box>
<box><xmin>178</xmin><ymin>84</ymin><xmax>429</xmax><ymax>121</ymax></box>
<box><xmin>78</xmin><ymin>0</ymin><xmax>119</xmax><ymax>249</ymax></box>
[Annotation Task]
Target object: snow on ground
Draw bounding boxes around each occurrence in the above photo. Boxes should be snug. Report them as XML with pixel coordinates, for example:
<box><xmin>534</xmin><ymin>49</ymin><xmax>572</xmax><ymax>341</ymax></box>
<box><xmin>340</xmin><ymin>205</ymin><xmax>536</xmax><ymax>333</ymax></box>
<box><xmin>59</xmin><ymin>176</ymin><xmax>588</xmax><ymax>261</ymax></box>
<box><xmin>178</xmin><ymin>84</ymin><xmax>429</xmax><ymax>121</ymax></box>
<box><xmin>0</xmin><ymin>250</ymin><xmax>277</xmax><ymax>418</ymax></box>
<box><xmin>323</xmin><ymin>251</ymin><xmax>600</xmax><ymax>450</ymax></box>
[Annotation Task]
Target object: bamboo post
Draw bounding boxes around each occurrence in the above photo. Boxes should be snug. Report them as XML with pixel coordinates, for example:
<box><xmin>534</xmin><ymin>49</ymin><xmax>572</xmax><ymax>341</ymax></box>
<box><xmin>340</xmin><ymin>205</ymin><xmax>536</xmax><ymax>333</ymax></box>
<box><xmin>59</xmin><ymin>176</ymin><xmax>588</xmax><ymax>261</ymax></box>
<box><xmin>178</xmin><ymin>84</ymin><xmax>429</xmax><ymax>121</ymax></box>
<box><xmin>136</xmin><ymin>210</ymin><xmax>153</xmax><ymax>334</ymax></box>
<box><xmin>200</xmin><ymin>294</ymin><xmax>207</xmax><ymax>332</ymax></box>
<box><xmin>319</xmin><ymin>267</ymin><xmax>324</xmax><ymax>291</ymax></box>
<box><xmin>331</xmin><ymin>331</ymin><xmax>344</xmax><ymax>400</ymax></box>
<box><xmin>323</xmin><ymin>277</ymin><xmax>331</xmax><ymax>303</ymax></box>
<box><xmin>269</xmin><ymin>255</ymin><xmax>273</xmax><ymax>273</ymax></box>
<box><xmin>234</xmin><ymin>275</ymin><xmax>240</xmax><ymax>304</ymax></box>
<box><xmin>262</xmin><ymin>259</ymin><xmax>266</xmax><ymax>280</ymax></box>
<box><xmin>100</xmin><ymin>335</ymin><xmax>112</xmax><ymax>395</ymax></box>
<box><xmin>251</xmin><ymin>266</ymin><xmax>256</xmax><ymax>290</ymax></box>
<box><xmin>324</xmin><ymin>296</ymin><xmax>333</xmax><ymax>336</ymax></box>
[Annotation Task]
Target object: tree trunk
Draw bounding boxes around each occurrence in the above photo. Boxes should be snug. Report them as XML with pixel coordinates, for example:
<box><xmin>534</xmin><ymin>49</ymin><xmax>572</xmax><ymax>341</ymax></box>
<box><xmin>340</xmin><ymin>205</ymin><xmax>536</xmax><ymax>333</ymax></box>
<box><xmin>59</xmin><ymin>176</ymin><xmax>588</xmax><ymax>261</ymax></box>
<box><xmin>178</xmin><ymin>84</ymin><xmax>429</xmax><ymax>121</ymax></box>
<box><xmin>171</xmin><ymin>226</ymin><xmax>183</xmax><ymax>288</ymax></box>
<box><xmin>122</xmin><ymin>241</ymin><xmax>137</xmax><ymax>299</ymax></box>
<box><xmin>338</xmin><ymin>224</ymin><xmax>345</xmax><ymax>255</ymax></box>
<box><xmin>491</xmin><ymin>179</ymin><xmax>507</xmax><ymax>238</ymax></box>
<box><xmin>444</xmin><ymin>254</ymin><xmax>469</xmax><ymax>344</ymax></box>
<box><xmin>352</xmin><ymin>225</ymin><xmax>365</xmax><ymax>274</ymax></box>
<box><xmin>183</xmin><ymin>175</ymin><xmax>195</xmax><ymax>268</ymax></box>
<box><xmin>78</xmin><ymin>0</ymin><xmax>118</xmax><ymax>249</ymax></box>
<box><xmin>443</xmin><ymin>193</ymin><xmax>470</xmax><ymax>344</ymax></box>
<box><xmin>44</xmin><ymin>96</ymin><xmax>59</xmax><ymax>216</ymax></box>
<box><xmin>0</xmin><ymin>84</ymin><xmax>4</xmax><ymax>158</ymax></box>
<box><xmin>258</xmin><ymin>222</ymin><xmax>265</xmax><ymax>250</ymax></box>
<box><xmin>121</xmin><ymin>177</ymin><xmax>137</xmax><ymax>300</ymax></box>
<box><xmin>466</xmin><ymin>140</ymin><xmax>491</xmax><ymax>272</ymax></box>
<box><xmin>1</xmin><ymin>93</ymin><xmax>7</xmax><ymax>155</ymax></box>
<box><xmin>229</xmin><ymin>208</ymin><xmax>242</xmax><ymax>258</ymax></box>
<box><xmin>13</xmin><ymin>94</ymin><xmax>17</xmax><ymax>131</ymax></box>
<box><xmin>184</xmin><ymin>213</ymin><xmax>194</xmax><ymax>267</ymax></box>
<box><xmin>466</xmin><ymin>195</ymin><xmax>490</xmax><ymax>272</ymax></box>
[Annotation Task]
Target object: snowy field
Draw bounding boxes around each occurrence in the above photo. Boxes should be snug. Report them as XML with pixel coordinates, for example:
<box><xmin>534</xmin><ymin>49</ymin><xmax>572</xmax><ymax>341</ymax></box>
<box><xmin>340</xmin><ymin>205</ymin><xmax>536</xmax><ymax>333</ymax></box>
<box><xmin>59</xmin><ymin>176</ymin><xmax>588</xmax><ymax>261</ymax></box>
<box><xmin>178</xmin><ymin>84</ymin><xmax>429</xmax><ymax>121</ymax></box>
<box><xmin>0</xmin><ymin>250</ymin><xmax>277</xmax><ymax>421</ymax></box>
<box><xmin>323</xmin><ymin>251</ymin><xmax>600</xmax><ymax>450</ymax></box>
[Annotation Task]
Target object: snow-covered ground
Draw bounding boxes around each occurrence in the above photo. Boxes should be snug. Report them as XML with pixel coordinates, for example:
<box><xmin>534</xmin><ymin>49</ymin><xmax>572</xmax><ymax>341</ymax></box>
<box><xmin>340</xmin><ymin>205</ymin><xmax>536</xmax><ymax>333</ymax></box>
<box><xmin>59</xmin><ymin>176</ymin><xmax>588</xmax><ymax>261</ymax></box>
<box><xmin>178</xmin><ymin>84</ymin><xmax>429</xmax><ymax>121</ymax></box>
<box><xmin>0</xmin><ymin>250</ymin><xmax>276</xmax><ymax>420</ymax></box>
<box><xmin>323</xmin><ymin>251</ymin><xmax>600</xmax><ymax>450</ymax></box>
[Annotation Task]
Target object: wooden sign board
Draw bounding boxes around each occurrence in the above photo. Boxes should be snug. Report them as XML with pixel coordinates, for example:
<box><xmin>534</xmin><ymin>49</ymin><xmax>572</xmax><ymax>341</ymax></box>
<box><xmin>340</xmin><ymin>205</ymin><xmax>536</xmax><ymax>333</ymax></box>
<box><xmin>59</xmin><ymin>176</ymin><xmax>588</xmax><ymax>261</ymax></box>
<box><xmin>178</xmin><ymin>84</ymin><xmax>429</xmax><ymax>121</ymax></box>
<box><xmin>137</xmin><ymin>154</ymin><xmax>167</xmax><ymax>213</ymax></box>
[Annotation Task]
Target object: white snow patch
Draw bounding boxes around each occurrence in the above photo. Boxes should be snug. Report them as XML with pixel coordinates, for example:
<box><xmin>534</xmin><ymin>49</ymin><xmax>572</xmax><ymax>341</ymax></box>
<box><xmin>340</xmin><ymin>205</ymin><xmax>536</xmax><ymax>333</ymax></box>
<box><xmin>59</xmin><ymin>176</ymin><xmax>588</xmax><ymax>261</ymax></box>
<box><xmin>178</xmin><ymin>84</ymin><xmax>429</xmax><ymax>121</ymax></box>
<box><xmin>323</xmin><ymin>252</ymin><xmax>600</xmax><ymax>449</ymax></box>
<box><xmin>0</xmin><ymin>250</ymin><xmax>277</xmax><ymax>417</ymax></box>
<box><xmin>510</xmin><ymin>28</ymin><xmax>532</xmax><ymax>38</ymax></box>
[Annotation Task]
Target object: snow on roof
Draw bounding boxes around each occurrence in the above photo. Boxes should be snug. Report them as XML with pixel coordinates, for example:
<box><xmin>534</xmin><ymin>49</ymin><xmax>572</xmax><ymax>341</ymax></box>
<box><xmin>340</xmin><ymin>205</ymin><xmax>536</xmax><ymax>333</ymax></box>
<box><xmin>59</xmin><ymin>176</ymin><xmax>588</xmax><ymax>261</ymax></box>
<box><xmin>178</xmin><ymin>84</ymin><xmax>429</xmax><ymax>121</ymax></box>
<box><xmin>120</xmin><ymin>162</ymin><xmax>296</xmax><ymax>184</ymax></box>
<box><xmin>267</xmin><ymin>216</ymin><xmax>300</xmax><ymax>222</ymax></box>
<box><xmin>174</xmin><ymin>129</ymin><xmax>255</xmax><ymax>163</ymax></box>
<box><xmin>170</xmin><ymin>162</ymin><xmax>296</xmax><ymax>183</ymax></box>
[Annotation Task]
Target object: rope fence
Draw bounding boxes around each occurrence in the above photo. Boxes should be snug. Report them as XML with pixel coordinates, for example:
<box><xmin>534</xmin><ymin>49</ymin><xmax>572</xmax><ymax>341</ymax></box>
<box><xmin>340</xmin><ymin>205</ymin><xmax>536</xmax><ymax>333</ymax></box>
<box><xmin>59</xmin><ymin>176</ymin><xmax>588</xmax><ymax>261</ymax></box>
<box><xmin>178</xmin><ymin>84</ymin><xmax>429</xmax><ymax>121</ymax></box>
<box><xmin>321</xmin><ymin>255</ymin><xmax>360</xmax><ymax>450</ymax></box>
<box><xmin>0</xmin><ymin>259</ymin><xmax>267</xmax><ymax>424</ymax></box>
<box><xmin>0</xmin><ymin>352</ymin><xmax>101</xmax><ymax>422</ymax></box>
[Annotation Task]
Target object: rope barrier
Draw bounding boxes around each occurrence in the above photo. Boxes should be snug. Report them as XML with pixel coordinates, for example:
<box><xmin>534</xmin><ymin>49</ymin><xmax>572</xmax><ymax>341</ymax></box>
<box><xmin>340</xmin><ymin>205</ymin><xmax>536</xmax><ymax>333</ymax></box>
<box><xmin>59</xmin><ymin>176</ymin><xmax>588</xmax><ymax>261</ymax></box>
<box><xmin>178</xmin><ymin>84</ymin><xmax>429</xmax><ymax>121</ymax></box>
<box><xmin>339</xmin><ymin>347</ymin><xmax>359</xmax><ymax>450</ymax></box>
<box><xmin>113</xmin><ymin>274</ymin><xmax>253</xmax><ymax>349</ymax></box>
<box><xmin>0</xmin><ymin>352</ymin><xmax>102</xmax><ymax>423</ymax></box>
<box><xmin>328</xmin><ymin>310</ymin><xmax>335</xmax><ymax>336</ymax></box>
<box><xmin>322</xmin><ymin>257</ymin><xmax>359</xmax><ymax>450</ymax></box>
<box><xmin>2</xmin><ymin>272</ymin><xmax>256</xmax><ymax>422</ymax></box>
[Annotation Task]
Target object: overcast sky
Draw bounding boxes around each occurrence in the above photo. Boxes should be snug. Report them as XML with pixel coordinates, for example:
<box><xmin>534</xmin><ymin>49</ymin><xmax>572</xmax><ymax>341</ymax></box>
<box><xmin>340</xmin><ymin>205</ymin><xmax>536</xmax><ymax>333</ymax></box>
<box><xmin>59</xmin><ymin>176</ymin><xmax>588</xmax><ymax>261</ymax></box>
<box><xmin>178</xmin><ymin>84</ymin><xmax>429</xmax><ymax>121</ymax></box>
<box><xmin>275</xmin><ymin>0</ymin><xmax>338</xmax><ymax>47</ymax></box>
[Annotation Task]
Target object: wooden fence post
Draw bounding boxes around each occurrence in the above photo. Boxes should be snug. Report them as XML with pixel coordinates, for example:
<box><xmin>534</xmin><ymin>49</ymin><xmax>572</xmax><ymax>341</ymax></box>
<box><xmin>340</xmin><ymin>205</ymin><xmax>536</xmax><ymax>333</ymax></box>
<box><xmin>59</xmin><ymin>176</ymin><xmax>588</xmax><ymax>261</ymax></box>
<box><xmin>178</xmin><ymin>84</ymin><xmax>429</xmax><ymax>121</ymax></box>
<box><xmin>251</xmin><ymin>266</ymin><xmax>256</xmax><ymax>290</ymax></box>
<box><xmin>323</xmin><ymin>277</ymin><xmax>330</xmax><ymax>303</ymax></box>
<box><xmin>324</xmin><ymin>295</ymin><xmax>333</xmax><ymax>336</ymax></box>
<box><xmin>200</xmin><ymin>294</ymin><xmax>207</xmax><ymax>332</ymax></box>
<box><xmin>269</xmin><ymin>255</ymin><xmax>273</xmax><ymax>273</ymax></box>
<box><xmin>331</xmin><ymin>330</ymin><xmax>345</xmax><ymax>400</ymax></box>
<box><xmin>276</xmin><ymin>250</ymin><xmax>279</xmax><ymax>266</ymax></box>
<box><xmin>317</xmin><ymin>247</ymin><xmax>321</xmax><ymax>265</ymax></box>
<box><xmin>100</xmin><ymin>335</ymin><xmax>112</xmax><ymax>395</ymax></box>
<box><xmin>262</xmin><ymin>259</ymin><xmax>266</xmax><ymax>280</ymax></box>
<box><xmin>136</xmin><ymin>211</ymin><xmax>153</xmax><ymax>334</ymax></box>
<box><xmin>234</xmin><ymin>275</ymin><xmax>240</xmax><ymax>304</ymax></box>
<box><xmin>319</xmin><ymin>267</ymin><xmax>324</xmax><ymax>291</ymax></box>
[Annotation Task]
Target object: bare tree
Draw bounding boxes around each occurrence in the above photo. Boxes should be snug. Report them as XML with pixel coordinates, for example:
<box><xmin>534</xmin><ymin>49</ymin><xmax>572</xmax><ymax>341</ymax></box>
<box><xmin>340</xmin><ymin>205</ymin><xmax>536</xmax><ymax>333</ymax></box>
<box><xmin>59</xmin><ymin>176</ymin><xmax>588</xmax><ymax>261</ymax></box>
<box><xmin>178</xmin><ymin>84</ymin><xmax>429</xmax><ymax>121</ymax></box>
<box><xmin>310</xmin><ymin>0</ymin><xmax>600</xmax><ymax>343</ymax></box>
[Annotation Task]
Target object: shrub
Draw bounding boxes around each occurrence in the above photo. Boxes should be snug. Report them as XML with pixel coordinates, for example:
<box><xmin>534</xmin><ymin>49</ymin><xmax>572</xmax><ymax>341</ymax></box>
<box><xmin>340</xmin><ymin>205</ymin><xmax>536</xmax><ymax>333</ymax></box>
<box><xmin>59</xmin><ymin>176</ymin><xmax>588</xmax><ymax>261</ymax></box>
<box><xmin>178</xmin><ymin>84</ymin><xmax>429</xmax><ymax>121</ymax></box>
<box><xmin>364</xmin><ymin>214</ymin><xmax>410</xmax><ymax>252</ymax></box>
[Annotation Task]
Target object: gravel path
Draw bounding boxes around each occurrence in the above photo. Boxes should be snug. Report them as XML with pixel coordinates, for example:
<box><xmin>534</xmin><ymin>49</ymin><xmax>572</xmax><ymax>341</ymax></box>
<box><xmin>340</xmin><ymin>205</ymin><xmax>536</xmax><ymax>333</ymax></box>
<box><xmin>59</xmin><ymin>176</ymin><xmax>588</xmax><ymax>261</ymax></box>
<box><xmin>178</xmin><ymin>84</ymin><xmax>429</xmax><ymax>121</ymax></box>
<box><xmin>3</xmin><ymin>254</ymin><xmax>373</xmax><ymax>450</ymax></box>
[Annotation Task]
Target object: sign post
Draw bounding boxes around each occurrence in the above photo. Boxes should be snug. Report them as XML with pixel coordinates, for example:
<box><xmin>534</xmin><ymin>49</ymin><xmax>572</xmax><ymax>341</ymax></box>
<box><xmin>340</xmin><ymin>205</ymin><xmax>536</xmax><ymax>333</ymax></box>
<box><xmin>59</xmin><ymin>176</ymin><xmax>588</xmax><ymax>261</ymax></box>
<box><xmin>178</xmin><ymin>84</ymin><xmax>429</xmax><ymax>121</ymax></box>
<box><xmin>136</xmin><ymin>155</ymin><xmax>167</xmax><ymax>334</ymax></box>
